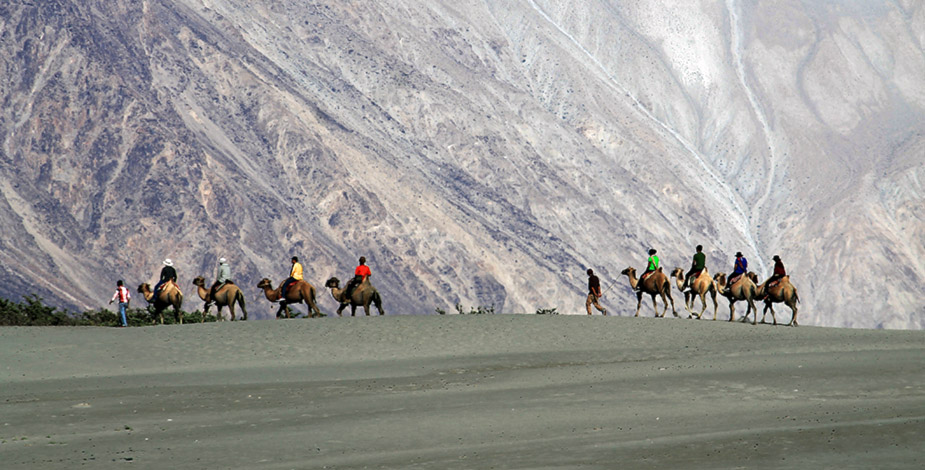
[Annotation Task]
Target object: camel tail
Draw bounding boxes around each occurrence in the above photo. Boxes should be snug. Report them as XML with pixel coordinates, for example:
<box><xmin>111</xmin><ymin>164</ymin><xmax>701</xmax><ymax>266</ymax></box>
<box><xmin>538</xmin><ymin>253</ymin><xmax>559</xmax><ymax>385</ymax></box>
<box><xmin>237</xmin><ymin>289</ymin><xmax>246</xmax><ymax>308</ymax></box>
<box><xmin>373</xmin><ymin>291</ymin><xmax>384</xmax><ymax>314</ymax></box>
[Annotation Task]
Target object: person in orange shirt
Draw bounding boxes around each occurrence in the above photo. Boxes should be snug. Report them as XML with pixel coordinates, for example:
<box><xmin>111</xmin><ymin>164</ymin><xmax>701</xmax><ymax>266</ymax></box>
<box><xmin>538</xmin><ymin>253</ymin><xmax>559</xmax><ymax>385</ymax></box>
<box><xmin>343</xmin><ymin>256</ymin><xmax>371</xmax><ymax>303</ymax></box>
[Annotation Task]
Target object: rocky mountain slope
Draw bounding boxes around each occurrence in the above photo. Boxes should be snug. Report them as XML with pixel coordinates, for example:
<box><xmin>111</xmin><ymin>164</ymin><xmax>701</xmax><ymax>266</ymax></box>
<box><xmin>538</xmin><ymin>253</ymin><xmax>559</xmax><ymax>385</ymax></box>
<box><xmin>1</xmin><ymin>0</ymin><xmax>923</xmax><ymax>327</ymax></box>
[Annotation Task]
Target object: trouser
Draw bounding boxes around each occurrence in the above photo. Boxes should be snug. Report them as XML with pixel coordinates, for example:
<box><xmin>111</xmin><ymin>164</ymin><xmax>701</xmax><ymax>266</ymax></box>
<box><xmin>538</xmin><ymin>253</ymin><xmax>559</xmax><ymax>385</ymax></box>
<box><xmin>586</xmin><ymin>293</ymin><xmax>605</xmax><ymax>315</ymax></box>
<box><xmin>209</xmin><ymin>281</ymin><xmax>228</xmax><ymax>301</ymax></box>
<box><xmin>728</xmin><ymin>272</ymin><xmax>744</xmax><ymax>287</ymax></box>
<box><xmin>343</xmin><ymin>276</ymin><xmax>362</xmax><ymax>303</ymax></box>
<box><xmin>118</xmin><ymin>302</ymin><xmax>129</xmax><ymax>326</ymax></box>
<box><xmin>683</xmin><ymin>269</ymin><xmax>702</xmax><ymax>289</ymax></box>
<box><xmin>282</xmin><ymin>278</ymin><xmax>297</xmax><ymax>298</ymax></box>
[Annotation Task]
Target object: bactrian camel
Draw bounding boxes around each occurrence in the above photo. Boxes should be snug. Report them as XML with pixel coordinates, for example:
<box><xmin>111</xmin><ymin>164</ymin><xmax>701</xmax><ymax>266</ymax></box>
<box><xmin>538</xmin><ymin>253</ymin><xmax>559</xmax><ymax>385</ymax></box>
<box><xmin>192</xmin><ymin>276</ymin><xmax>248</xmax><ymax>321</ymax></box>
<box><xmin>747</xmin><ymin>272</ymin><xmax>801</xmax><ymax>326</ymax></box>
<box><xmin>713</xmin><ymin>272</ymin><xmax>758</xmax><ymax>324</ymax></box>
<box><xmin>670</xmin><ymin>267</ymin><xmax>718</xmax><ymax>320</ymax></box>
<box><xmin>138</xmin><ymin>282</ymin><xmax>184</xmax><ymax>324</ymax></box>
<box><xmin>257</xmin><ymin>278</ymin><xmax>324</xmax><ymax>318</ymax></box>
<box><xmin>620</xmin><ymin>267</ymin><xmax>677</xmax><ymax>318</ymax></box>
<box><xmin>324</xmin><ymin>277</ymin><xmax>385</xmax><ymax>316</ymax></box>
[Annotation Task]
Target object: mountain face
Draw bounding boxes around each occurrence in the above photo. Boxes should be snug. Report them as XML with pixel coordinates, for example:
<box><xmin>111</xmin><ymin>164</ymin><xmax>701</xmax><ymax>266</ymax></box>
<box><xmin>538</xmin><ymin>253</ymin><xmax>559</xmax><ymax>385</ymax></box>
<box><xmin>1</xmin><ymin>0</ymin><xmax>923</xmax><ymax>328</ymax></box>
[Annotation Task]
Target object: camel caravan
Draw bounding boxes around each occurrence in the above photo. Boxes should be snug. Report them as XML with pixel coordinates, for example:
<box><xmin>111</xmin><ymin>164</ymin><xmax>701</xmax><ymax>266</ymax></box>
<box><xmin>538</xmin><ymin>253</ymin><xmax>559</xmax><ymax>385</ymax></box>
<box><xmin>133</xmin><ymin>248</ymin><xmax>796</xmax><ymax>326</ymax></box>
<box><xmin>609</xmin><ymin>248</ymin><xmax>800</xmax><ymax>326</ymax></box>
<box><xmin>134</xmin><ymin>256</ymin><xmax>385</xmax><ymax>324</ymax></box>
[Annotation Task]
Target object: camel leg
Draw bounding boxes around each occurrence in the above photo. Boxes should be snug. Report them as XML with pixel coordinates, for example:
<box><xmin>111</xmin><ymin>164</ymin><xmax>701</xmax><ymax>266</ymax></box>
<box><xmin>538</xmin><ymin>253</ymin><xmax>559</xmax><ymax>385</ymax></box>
<box><xmin>747</xmin><ymin>300</ymin><xmax>757</xmax><ymax>325</ymax></box>
<box><xmin>728</xmin><ymin>301</ymin><xmax>736</xmax><ymax>322</ymax></box>
<box><xmin>787</xmin><ymin>301</ymin><xmax>799</xmax><ymax>327</ymax></box>
<box><xmin>650</xmin><ymin>293</ymin><xmax>662</xmax><ymax>317</ymax></box>
<box><xmin>351</xmin><ymin>304</ymin><xmax>358</xmax><ymax>317</ymax></box>
<box><xmin>363</xmin><ymin>303</ymin><xmax>371</xmax><ymax>316</ymax></box>
<box><xmin>710</xmin><ymin>291</ymin><xmax>718</xmax><ymax>321</ymax></box>
<box><xmin>667</xmin><ymin>291</ymin><xmax>677</xmax><ymax>317</ymax></box>
<box><xmin>696</xmin><ymin>292</ymin><xmax>707</xmax><ymax>319</ymax></box>
<box><xmin>634</xmin><ymin>292</ymin><xmax>643</xmax><ymax>317</ymax></box>
<box><xmin>759</xmin><ymin>303</ymin><xmax>770</xmax><ymax>324</ymax></box>
<box><xmin>336</xmin><ymin>304</ymin><xmax>347</xmax><ymax>316</ymax></box>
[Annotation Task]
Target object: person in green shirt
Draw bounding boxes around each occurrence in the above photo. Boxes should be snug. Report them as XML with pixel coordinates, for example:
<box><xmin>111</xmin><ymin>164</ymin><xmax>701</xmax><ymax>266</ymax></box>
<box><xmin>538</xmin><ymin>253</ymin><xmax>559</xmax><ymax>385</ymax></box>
<box><xmin>636</xmin><ymin>248</ymin><xmax>659</xmax><ymax>291</ymax></box>
<box><xmin>682</xmin><ymin>245</ymin><xmax>706</xmax><ymax>292</ymax></box>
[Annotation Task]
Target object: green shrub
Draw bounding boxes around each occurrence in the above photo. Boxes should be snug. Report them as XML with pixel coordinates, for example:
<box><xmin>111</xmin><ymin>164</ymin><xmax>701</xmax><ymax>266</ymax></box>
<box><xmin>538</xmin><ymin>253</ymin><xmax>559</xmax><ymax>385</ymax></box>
<box><xmin>0</xmin><ymin>294</ymin><xmax>209</xmax><ymax>327</ymax></box>
<box><xmin>454</xmin><ymin>303</ymin><xmax>495</xmax><ymax>315</ymax></box>
<box><xmin>535</xmin><ymin>307</ymin><xmax>559</xmax><ymax>315</ymax></box>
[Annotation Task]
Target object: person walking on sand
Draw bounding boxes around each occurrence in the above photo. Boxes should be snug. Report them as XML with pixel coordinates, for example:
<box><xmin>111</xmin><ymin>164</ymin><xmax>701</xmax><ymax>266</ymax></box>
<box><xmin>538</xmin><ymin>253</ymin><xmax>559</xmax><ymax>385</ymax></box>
<box><xmin>109</xmin><ymin>280</ymin><xmax>131</xmax><ymax>327</ymax></box>
<box><xmin>586</xmin><ymin>268</ymin><xmax>607</xmax><ymax>315</ymax></box>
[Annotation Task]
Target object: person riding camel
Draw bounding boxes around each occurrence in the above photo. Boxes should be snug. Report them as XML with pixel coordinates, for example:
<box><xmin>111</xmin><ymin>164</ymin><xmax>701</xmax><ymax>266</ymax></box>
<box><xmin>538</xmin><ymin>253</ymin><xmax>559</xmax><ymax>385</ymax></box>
<box><xmin>154</xmin><ymin>259</ymin><xmax>178</xmax><ymax>298</ymax></box>
<box><xmin>635</xmin><ymin>249</ymin><xmax>659</xmax><ymax>292</ymax></box>
<box><xmin>682</xmin><ymin>245</ymin><xmax>706</xmax><ymax>292</ymax></box>
<box><xmin>206</xmin><ymin>257</ymin><xmax>232</xmax><ymax>308</ymax></box>
<box><xmin>724</xmin><ymin>252</ymin><xmax>748</xmax><ymax>295</ymax></box>
<box><xmin>282</xmin><ymin>256</ymin><xmax>302</xmax><ymax>298</ymax></box>
<box><xmin>767</xmin><ymin>255</ymin><xmax>786</xmax><ymax>287</ymax></box>
<box><xmin>343</xmin><ymin>256</ymin><xmax>371</xmax><ymax>303</ymax></box>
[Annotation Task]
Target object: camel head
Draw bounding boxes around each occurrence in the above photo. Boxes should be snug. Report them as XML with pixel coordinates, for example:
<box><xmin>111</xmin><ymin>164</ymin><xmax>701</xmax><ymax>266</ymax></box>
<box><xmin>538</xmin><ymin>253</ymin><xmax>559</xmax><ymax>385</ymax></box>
<box><xmin>192</xmin><ymin>276</ymin><xmax>206</xmax><ymax>287</ymax></box>
<box><xmin>713</xmin><ymin>273</ymin><xmax>726</xmax><ymax>286</ymax></box>
<box><xmin>325</xmin><ymin>277</ymin><xmax>341</xmax><ymax>289</ymax></box>
<box><xmin>620</xmin><ymin>267</ymin><xmax>636</xmax><ymax>278</ymax></box>
<box><xmin>670</xmin><ymin>267</ymin><xmax>683</xmax><ymax>279</ymax></box>
<box><xmin>137</xmin><ymin>283</ymin><xmax>151</xmax><ymax>294</ymax></box>
<box><xmin>257</xmin><ymin>278</ymin><xmax>273</xmax><ymax>290</ymax></box>
<box><xmin>746</xmin><ymin>272</ymin><xmax>759</xmax><ymax>283</ymax></box>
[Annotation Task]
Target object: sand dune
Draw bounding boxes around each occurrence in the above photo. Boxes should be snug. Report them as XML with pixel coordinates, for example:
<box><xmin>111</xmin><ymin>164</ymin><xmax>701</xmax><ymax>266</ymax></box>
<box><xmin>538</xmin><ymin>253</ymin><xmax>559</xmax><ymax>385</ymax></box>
<box><xmin>1</xmin><ymin>315</ymin><xmax>923</xmax><ymax>469</ymax></box>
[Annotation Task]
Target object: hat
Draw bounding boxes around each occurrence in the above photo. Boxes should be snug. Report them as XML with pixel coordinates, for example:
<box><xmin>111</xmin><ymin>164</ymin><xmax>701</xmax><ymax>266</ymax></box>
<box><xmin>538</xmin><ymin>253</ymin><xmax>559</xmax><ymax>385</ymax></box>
<box><xmin>163</xmin><ymin>259</ymin><xmax>173</xmax><ymax>266</ymax></box>
<box><xmin>219</xmin><ymin>257</ymin><xmax>227</xmax><ymax>263</ymax></box>
<box><xmin>735</xmin><ymin>252</ymin><xmax>743</xmax><ymax>257</ymax></box>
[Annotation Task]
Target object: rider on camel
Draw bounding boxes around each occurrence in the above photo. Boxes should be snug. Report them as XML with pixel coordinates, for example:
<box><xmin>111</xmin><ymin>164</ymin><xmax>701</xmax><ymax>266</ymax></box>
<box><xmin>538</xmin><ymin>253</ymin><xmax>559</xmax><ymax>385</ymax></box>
<box><xmin>635</xmin><ymin>249</ymin><xmax>659</xmax><ymax>292</ymax></box>
<box><xmin>343</xmin><ymin>256</ymin><xmax>371</xmax><ymax>303</ymax></box>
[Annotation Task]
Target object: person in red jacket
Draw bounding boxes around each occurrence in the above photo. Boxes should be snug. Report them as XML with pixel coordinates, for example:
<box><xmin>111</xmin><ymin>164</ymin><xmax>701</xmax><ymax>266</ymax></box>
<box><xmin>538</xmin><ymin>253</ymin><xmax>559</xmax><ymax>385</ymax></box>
<box><xmin>767</xmin><ymin>255</ymin><xmax>786</xmax><ymax>286</ymax></box>
<box><xmin>343</xmin><ymin>256</ymin><xmax>371</xmax><ymax>303</ymax></box>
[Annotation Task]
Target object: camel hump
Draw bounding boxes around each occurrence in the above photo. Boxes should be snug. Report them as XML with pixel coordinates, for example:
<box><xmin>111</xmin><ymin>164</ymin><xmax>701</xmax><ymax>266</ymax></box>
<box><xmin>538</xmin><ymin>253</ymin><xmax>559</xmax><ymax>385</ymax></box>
<box><xmin>657</xmin><ymin>267</ymin><xmax>663</xmax><ymax>272</ymax></box>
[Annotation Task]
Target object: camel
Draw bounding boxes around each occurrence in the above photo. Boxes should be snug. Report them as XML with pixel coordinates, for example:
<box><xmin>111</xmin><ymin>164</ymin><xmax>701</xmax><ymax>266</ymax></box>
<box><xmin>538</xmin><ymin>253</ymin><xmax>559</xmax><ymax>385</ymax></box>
<box><xmin>713</xmin><ymin>272</ymin><xmax>758</xmax><ymax>324</ymax></box>
<box><xmin>192</xmin><ymin>276</ymin><xmax>248</xmax><ymax>321</ymax></box>
<box><xmin>324</xmin><ymin>277</ymin><xmax>385</xmax><ymax>316</ymax></box>
<box><xmin>256</xmin><ymin>278</ymin><xmax>324</xmax><ymax>318</ymax></box>
<box><xmin>670</xmin><ymin>267</ymin><xmax>718</xmax><ymax>320</ymax></box>
<box><xmin>620</xmin><ymin>267</ymin><xmax>677</xmax><ymax>318</ymax></box>
<box><xmin>747</xmin><ymin>273</ymin><xmax>801</xmax><ymax>326</ymax></box>
<box><xmin>138</xmin><ymin>282</ymin><xmax>184</xmax><ymax>324</ymax></box>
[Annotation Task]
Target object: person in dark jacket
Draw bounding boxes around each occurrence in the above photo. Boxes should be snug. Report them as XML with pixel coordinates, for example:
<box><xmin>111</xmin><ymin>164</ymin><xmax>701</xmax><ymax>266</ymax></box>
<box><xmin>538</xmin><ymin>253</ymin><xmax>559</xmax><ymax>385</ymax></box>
<box><xmin>154</xmin><ymin>259</ymin><xmax>178</xmax><ymax>297</ymax></box>
<box><xmin>767</xmin><ymin>255</ymin><xmax>786</xmax><ymax>286</ymax></box>
<box><xmin>585</xmin><ymin>268</ymin><xmax>607</xmax><ymax>315</ymax></box>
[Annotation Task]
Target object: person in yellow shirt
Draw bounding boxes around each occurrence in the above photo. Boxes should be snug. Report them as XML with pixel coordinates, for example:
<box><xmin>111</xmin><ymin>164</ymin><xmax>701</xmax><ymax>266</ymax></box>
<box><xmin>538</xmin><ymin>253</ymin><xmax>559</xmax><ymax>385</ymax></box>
<box><xmin>282</xmin><ymin>256</ymin><xmax>302</xmax><ymax>297</ymax></box>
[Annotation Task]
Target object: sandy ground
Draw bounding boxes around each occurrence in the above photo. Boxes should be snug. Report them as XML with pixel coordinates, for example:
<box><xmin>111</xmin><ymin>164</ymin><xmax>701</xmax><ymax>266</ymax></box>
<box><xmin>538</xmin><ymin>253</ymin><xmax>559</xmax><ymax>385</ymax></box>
<box><xmin>1</xmin><ymin>315</ymin><xmax>923</xmax><ymax>469</ymax></box>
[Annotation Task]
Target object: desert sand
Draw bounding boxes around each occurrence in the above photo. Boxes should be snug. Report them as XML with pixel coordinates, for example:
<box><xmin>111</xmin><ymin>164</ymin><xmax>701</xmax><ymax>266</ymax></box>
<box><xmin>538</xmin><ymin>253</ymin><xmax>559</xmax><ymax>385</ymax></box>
<box><xmin>1</xmin><ymin>315</ymin><xmax>923</xmax><ymax>469</ymax></box>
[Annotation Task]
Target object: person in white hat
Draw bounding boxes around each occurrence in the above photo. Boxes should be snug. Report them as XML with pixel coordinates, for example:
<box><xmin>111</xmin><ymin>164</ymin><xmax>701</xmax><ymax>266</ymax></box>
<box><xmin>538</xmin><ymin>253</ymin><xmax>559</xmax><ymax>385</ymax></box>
<box><xmin>154</xmin><ymin>258</ymin><xmax>178</xmax><ymax>298</ymax></box>
<box><xmin>208</xmin><ymin>257</ymin><xmax>232</xmax><ymax>306</ymax></box>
